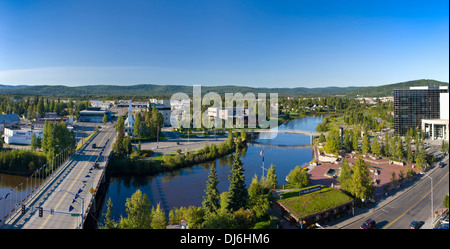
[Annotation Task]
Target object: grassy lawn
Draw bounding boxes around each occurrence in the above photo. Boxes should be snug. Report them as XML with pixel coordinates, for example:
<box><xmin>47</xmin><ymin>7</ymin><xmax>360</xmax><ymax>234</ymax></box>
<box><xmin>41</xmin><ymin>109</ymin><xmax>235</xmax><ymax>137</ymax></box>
<box><xmin>278</xmin><ymin>185</ymin><xmax>353</xmax><ymax>220</ymax></box>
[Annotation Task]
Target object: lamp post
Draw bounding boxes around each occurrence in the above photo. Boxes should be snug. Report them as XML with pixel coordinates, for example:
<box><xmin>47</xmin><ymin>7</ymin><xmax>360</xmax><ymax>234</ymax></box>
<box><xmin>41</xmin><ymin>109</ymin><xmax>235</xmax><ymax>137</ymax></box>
<box><xmin>57</xmin><ymin>189</ymin><xmax>85</xmax><ymax>229</ymax></box>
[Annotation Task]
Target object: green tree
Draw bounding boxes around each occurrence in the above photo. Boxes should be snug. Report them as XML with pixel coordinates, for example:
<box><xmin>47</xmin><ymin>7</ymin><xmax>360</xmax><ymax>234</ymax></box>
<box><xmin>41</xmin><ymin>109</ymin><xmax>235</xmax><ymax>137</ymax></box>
<box><xmin>264</xmin><ymin>164</ymin><xmax>278</xmax><ymax>190</ymax></box>
<box><xmin>248</xmin><ymin>174</ymin><xmax>263</xmax><ymax>198</ymax></box>
<box><xmin>30</xmin><ymin>133</ymin><xmax>38</xmax><ymax>151</ymax></box>
<box><xmin>116</xmin><ymin>115</ymin><xmax>125</xmax><ymax>132</ymax></box>
<box><xmin>350</xmin><ymin>156</ymin><xmax>374</xmax><ymax>201</ymax></box>
<box><xmin>119</xmin><ymin>189</ymin><xmax>152</xmax><ymax>229</ymax></box>
<box><xmin>352</xmin><ymin>129</ymin><xmax>359</xmax><ymax>152</ymax></box>
<box><xmin>102</xmin><ymin>113</ymin><xmax>108</xmax><ymax>123</ymax></box>
<box><xmin>151</xmin><ymin>203</ymin><xmax>167</xmax><ymax>229</ymax></box>
<box><xmin>219</xmin><ymin>191</ymin><xmax>230</xmax><ymax>213</ymax></box>
<box><xmin>442</xmin><ymin>140</ymin><xmax>449</xmax><ymax>155</ymax></box>
<box><xmin>286</xmin><ymin>165</ymin><xmax>309</xmax><ymax>188</ymax></box>
<box><xmin>395</xmin><ymin>139</ymin><xmax>404</xmax><ymax>160</ymax></box>
<box><xmin>361</xmin><ymin>133</ymin><xmax>370</xmax><ymax>155</ymax></box>
<box><xmin>444</xmin><ymin>194</ymin><xmax>449</xmax><ymax>209</ymax></box>
<box><xmin>371</xmin><ymin>137</ymin><xmax>381</xmax><ymax>156</ymax></box>
<box><xmin>324</xmin><ymin>130</ymin><xmax>341</xmax><ymax>154</ymax></box>
<box><xmin>133</xmin><ymin>113</ymin><xmax>142</xmax><ymax>138</ymax></box>
<box><xmin>100</xmin><ymin>198</ymin><xmax>117</xmax><ymax>229</ymax></box>
<box><xmin>227</xmin><ymin>151</ymin><xmax>248</xmax><ymax>212</ymax></box>
<box><xmin>202</xmin><ymin>165</ymin><xmax>220</xmax><ymax>214</ymax></box>
<box><xmin>338</xmin><ymin>157</ymin><xmax>352</xmax><ymax>191</ymax></box>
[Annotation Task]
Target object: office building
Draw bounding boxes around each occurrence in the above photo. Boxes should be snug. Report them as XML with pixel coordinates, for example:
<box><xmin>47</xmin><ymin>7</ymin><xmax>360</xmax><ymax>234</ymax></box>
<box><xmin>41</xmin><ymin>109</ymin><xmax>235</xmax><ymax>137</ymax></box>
<box><xmin>394</xmin><ymin>86</ymin><xmax>448</xmax><ymax>140</ymax></box>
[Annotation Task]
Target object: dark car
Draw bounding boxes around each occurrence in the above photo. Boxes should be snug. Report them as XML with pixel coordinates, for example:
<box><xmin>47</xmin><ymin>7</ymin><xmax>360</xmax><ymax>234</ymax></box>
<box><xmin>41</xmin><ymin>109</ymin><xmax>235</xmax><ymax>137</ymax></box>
<box><xmin>409</xmin><ymin>221</ymin><xmax>422</xmax><ymax>229</ymax></box>
<box><xmin>439</xmin><ymin>162</ymin><xmax>445</xmax><ymax>168</ymax></box>
<box><xmin>92</xmin><ymin>143</ymin><xmax>96</xmax><ymax>148</ymax></box>
<box><xmin>360</xmin><ymin>219</ymin><xmax>376</xmax><ymax>229</ymax></box>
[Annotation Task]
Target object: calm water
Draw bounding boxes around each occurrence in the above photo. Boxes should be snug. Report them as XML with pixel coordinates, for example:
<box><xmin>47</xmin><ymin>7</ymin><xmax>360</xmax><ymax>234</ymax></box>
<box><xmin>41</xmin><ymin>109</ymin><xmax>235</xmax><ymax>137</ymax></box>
<box><xmin>98</xmin><ymin>115</ymin><xmax>324</xmax><ymax>225</ymax></box>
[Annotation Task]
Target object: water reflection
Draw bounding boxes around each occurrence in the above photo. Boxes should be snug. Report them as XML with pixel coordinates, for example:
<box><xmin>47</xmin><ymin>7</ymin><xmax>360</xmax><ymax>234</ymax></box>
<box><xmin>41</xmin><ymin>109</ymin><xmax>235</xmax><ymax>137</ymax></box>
<box><xmin>100</xmin><ymin>116</ymin><xmax>323</xmax><ymax>224</ymax></box>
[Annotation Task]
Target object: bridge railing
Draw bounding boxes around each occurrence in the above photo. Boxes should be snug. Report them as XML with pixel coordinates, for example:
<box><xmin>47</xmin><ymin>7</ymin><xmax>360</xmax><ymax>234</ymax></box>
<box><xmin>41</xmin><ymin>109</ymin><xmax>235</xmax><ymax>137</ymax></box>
<box><xmin>0</xmin><ymin>144</ymin><xmax>76</xmax><ymax>226</ymax></box>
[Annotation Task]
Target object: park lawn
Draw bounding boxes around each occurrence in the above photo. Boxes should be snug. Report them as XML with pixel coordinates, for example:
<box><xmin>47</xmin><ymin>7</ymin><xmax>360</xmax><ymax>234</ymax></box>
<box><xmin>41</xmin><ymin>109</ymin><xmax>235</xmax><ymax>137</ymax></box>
<box><xmin>279</xmin><ymin>186</ymin><xmax>353</xmax><ymax>220</ymax></box>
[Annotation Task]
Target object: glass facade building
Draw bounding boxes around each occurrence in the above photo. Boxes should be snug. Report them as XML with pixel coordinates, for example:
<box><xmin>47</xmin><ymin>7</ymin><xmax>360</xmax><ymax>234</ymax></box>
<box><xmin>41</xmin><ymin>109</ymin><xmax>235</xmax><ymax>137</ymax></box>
<box><xmin>394</xmin><ymin>87</ymin><xmax>447</xmax><ymax>136</ymax></box>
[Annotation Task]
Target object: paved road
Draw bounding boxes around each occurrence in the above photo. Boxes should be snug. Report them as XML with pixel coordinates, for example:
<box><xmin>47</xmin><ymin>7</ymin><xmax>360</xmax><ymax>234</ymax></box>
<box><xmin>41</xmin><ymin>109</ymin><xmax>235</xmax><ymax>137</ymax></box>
<box><xmin>4</xmin><ymin>125</ymin><xmax>116</xmax><ymax>229</ymax></box>
<box><xmin>341</xmin><ymin>154</ymin><xmax>449</xmax><ymax>229</ymax></box>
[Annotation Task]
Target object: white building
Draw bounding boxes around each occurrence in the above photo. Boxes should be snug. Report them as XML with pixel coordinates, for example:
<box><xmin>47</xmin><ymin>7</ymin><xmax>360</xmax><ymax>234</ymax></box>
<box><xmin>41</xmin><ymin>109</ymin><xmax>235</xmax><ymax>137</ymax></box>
<box><xmin>124</xmin><ymin>100</ymin><xmax>135</xmax><ymax>136</ymax></box>
<box><xmin>421</xmin><ymin>89</ymin><xmax>449</xmax><ymax>141</ymax></box>
<box><xmin>150</xmin><ymin>99</ymin><xmax>171</xmax><ymax>126</ymax></box>
<box><xmin>3</xmin><ymin>128</ymin><xmax>43</xmax><ymax>145</ymax></box>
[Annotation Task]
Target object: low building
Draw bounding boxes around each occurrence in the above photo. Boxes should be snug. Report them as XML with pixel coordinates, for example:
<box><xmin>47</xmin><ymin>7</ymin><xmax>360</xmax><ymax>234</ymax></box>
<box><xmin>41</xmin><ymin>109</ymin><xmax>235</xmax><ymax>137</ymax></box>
<box><xmin>272</xmin><ymin>185</ymin><xmax>354</xmax><ymax>228</ymax></box>
<box><xmin>3</xmin><ymin>127</ymin><xmax>43</xmax><ymax>145</ymax></box>
<box><xmin>0</xmin><ymin>114</ymin><xmax>21</xmax><ymax>134</ymax></box>
<box><xmin>115</xmin><ymin>100</ymin><xmax>149</xmax><ymax>110</ymax></box>
<box><xmin>150</xmin><ymin>99</ymin><xmax>171</xmax><ymax>126</ymax></box>
<box><xmin>207</xmin><ymin>107</ymin><xmax>251</xmax><ymax>127</ymax></box>
<box><xmin>79</xmin><ymin>109</ymin><xmax>111</xmax><ymax>123</ymax></box>
<box><xmin>91</xmin><ymin>100</ymin><xmax>113</xmax><ymax>110</ymax></box>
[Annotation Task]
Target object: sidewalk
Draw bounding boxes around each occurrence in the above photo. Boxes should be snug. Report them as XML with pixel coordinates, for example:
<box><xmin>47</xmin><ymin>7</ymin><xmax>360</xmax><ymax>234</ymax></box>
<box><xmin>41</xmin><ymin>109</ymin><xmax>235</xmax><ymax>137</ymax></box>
<box><xmin>327</xmin><ymin>156</ymin><xmax>448</xmax><ymax>229</ymax></box>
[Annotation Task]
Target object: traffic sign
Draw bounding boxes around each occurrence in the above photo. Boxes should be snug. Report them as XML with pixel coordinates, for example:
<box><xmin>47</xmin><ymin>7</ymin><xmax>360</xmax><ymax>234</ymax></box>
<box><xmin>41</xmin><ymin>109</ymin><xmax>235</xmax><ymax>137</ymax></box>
<box><xmin>71</xmin><ymin>213</ymin><xmax>81</xmax><ymax>217</ymax></box>
<box><xmin>89</xmin><ymin>187</ymin><xmax>95</xmax><ymax>194</ymax></box>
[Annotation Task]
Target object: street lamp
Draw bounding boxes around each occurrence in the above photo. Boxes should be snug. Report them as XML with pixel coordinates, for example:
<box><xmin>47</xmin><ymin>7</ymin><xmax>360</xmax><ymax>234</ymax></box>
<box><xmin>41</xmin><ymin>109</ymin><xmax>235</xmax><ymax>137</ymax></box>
<box><xmin>57</xmin><ymin>189</ymin><xmax>85</xmax><ymax>229</ymax></box>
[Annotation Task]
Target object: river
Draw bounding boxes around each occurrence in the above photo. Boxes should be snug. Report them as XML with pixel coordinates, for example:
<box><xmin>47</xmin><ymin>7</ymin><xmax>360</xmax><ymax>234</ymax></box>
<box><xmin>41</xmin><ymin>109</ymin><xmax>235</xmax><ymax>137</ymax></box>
<box><xmin>97</xmin><ymin>115</ymin><xmax>324</xmax><ymax>226</ymax></box>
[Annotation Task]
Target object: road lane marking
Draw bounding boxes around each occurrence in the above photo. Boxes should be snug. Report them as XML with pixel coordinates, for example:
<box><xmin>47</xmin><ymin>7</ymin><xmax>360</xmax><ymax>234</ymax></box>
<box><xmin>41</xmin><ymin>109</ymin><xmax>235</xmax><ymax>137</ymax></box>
<box><xmin>383</xmin><ymin>171</ymin><xmax>449</xmax><ymax>229</ymax></box>
<box><xmin>38</xmin><ymin>127</ymin><xmax>113</xmax><ymax>229</ymax></box>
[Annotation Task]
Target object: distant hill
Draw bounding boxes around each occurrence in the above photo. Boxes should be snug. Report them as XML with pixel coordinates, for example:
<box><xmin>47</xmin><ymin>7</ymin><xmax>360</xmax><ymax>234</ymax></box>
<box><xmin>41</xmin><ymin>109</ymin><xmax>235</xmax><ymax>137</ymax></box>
<box><xmin>0</xmin><ymin>83</ymin><xmax>362</xmax><ymax>97</ymax></box>
<box><xmin>342</xmin><ymin>79</ymin><xmax>449</xmax><ymax>97</ymax></box>
<box><xmin>0</xmin><ymin>79</ymin><xmax>447</xmax><ymax>97</ymax></box>
<box><xmin>0</xmin><ymin>84</ymin><xmax>30</xmax><ymax>90</ymax></box>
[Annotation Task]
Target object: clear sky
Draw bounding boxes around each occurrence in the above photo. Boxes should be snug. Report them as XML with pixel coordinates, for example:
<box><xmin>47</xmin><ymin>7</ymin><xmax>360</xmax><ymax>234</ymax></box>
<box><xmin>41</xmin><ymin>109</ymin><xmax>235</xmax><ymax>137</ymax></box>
<box><xmin>0</xmin><ymin>0</ymin><xmax>448</xmax><ymax>87</ymax></box>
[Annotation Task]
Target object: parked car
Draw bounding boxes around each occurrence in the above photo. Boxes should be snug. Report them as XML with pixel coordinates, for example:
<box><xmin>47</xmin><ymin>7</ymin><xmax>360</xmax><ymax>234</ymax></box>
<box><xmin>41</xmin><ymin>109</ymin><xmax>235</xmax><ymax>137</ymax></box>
<box><xmin>92</xmin><ymin>143</ymin><xmax>96</xmax><ymax>148</ymax></box>
<box><xmin>439</xmin><ymin>162</ymin><xmax>446</xmax><ymax>168</ymax></box>
<box><xmin>409</xmin><ymin>221</ymin><xmax>423</xmax><ymax>229</ymax></box>
<box><xmin>360</xmin><ymin>219</ymin><xmax>376</xmax><ymax>229</ymax></box>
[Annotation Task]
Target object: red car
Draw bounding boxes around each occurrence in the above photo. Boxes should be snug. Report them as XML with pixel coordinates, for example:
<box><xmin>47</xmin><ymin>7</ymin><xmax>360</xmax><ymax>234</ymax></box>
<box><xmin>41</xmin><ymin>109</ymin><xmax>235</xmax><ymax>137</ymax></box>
<box><xmin>360</xmin><ymin>219</ymin><xmax>376</xmax><ymax>229</ymax></box>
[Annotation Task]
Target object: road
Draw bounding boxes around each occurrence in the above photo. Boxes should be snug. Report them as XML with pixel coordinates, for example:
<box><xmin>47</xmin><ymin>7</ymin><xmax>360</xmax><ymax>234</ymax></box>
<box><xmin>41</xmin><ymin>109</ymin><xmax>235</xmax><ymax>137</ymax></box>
<box><xmin>342</xmin><ymin>154</ymin><xmax>449</xmax><ymax>229</ymax></box>
<box><xmin>4</xmin><ymin>124</ymin><xmax>116</xmax><ymax>229</ymax></box>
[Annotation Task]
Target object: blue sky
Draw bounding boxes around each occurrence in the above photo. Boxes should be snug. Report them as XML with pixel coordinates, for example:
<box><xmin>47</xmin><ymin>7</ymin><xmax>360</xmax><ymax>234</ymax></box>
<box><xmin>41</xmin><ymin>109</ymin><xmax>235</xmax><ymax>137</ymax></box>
<box><xmin>0</xmin><ymin>0</ymin><xmax>448</xmax><ymax>87</ymax></box>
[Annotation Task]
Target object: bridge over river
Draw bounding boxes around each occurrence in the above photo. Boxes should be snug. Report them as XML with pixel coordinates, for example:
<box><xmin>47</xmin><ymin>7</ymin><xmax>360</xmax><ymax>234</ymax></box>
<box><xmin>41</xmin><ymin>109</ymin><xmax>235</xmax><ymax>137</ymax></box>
<box><xmin>2</xmin><ymin>125</ymin><xmax>116</xmax><ymax>229</ymax></box>
<box><xmin>244</xmin><ymin>128</ymin><xmax>323</xmax><ymax>144</ymax></box>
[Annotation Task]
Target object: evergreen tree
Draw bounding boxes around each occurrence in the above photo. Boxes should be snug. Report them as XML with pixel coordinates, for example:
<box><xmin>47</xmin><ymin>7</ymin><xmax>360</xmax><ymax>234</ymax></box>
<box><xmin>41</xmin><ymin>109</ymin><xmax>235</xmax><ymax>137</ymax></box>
<box><xmin>265</xmin><ymin>164</ymin><xmax>278</xmax><ymax>190</ymax></box>
<box><xmin>100</xmin><ymin>198</ymin><xmax>117</xmax><ymax>229</ymax></box>
<box><xmin>227</xmin><ymin>151</ymin><xmax>248</xmax><ymax>212</ymax></box>
<box><xmin>324</xmin><ymin>130</ymin><xmax>341</xmax><ymax>154</ymax></box>
<box><xmin>133</xmin><ymin>113</ymin><xmax>142</xmax><ymax>138</ymax></box>
<box><xmin>202</xmin><ymin>165</ymin><xmax>220</xmax><ymax>214</ymax></box>
<box><xmin>371</xmin><ymin>137</ymin><xmax>381</xmax><ymax>156</ymax></box>
<box><xmin>361</xmin><ymin>133</ymin><xmax>370</xmax><ymax>155</ymax></box>
<box><xmin>338</xmin><ymin>157</ymin><xmax>352</xmax><ymax>191</ymax></box>
<box><xmin>352</xmin><ymin>129</ymin><xmax>359</xmax><ymax>152</ymax></box>
<box><xmin>350</xmin><ymin>156</ymin><xmax>374</xmax><ymax>201</ymax></box>
<box><xmin>151</xmin><ymin>203</ymin><xmax>167</xmax><ymax>229</ymax></box>
<box><xmin>30</xmin><ymin>133</ymin><xmax>38</xmax><ymax>151</ymax></box>
<box><xmin>248</xmin><ymin>174</ymin><xmax>263</xmax><ymax>198</ymax></box>
<box><xmin>395</xmin><ymin>139</ymin><xmax>404</xmax><ymax>160</ymax></box>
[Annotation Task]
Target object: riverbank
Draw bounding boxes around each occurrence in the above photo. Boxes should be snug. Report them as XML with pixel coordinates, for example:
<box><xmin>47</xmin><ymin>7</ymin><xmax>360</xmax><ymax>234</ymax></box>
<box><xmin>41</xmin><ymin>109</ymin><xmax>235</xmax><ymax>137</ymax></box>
<box><xmin>0</xmin><ymin>149</ymin><xmax>47</xmax><ymax>176</ymax></box>
<box><xmin>108</xmin><ymin>131</ymin><xmax>248</xmax><ymax>176</ymax></box>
